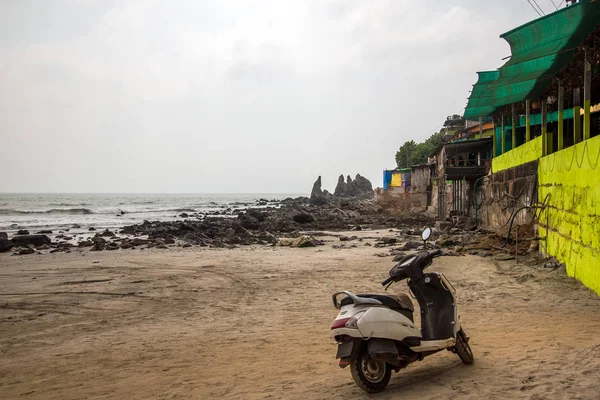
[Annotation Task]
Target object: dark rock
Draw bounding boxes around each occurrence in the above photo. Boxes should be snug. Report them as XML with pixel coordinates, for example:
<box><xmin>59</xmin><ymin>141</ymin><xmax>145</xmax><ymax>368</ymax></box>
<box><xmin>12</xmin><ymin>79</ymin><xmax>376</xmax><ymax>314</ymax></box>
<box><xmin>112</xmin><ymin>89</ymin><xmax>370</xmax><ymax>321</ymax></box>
<box><xmin>180</xmin><ymin>213</ymin><xmax>189</xmax><ymax>218</ymax></box>
<box><xmin>11</xmin><ymin>235</ymin><xmax>51</xmax><ymax>247</ymax></box>
<box><xmin>401</xmin><ymin>241</ymin><xmax>421</xmax><ymax>251</ymax></box>
<box><xmin>36</xmin><ymin>230</ymin><xmax>53</xmax><ymax>234</ymax></box>
<box><xmin>1</xmin><ymin>238</ymin><xmax>13</xmax><ymax>252</ymax></box>
<box><xmin>18</xmin><ymin>248</ymin><xmax>36</xmax><ymax>255</ymax></box>
<box><xmin>162</xmin><ymin>237</ymin><xmax>175</xmax><ymax>245</ymax></box>
<box><xmin>17</xmin><ymin>230</ymin><xmax>30</xmax><ymax>235</ymax></box>
<box><xmin>91</xmin><ymin>236</ymin><xmax>107</xmax><ymax>246</ymax></box>
<box><xmin>101</xmin><ymin>229</ymin><xmax>116</xmax><ymax>238</ymax></box>
<box><xmin>88</xmin><ymin>227</ymin><xmax>96</xmax><ymax>231</ymax></box>
<box><xmin>351</xmin><ymin>225</ymin><xmax>363</xmax><ymax>231</ymax></box>
<box><xmin>78</xmin><ymin>240</ymin><xmax>94</xmax><ymax>247</ymax></box>
<box><xmin>437</xmin><ymin>234</ymin><xmax>457</xmax><ymax>248</ymax></box>
<box><xmin>376</xmin><ymin>237</ymin><xmax>397</xmax><ymax>246</ymax></box>
<box><xmin>0</xmin><ymin>232</ymin><xmax>7</xmax><ymax>240</ymax></box>
<box><xmin>131</xmin><ymin>238</ymin><xmax>150</xmax><ymax>246</ymax></box>
<box><xmin>346</xmin><ymin>174</ymin><xmax>374</xmax><ymax>198</ymax></box>
<box><xmin>72</xmin><ymin>224</ymin><xmax>81</xmax><ymax>228</ymax></box>
<box><xmin>334</xmin><ymin>174</ymin><xmax>349</xmax><ymax>197</ymax></box>
<box><xmin>90</xmin><ymin>244</ymin><xmax>104</xmax><ymax>251</ymax></box>
<box><xmin>293</xmin><ymin>213</ymin><xmax>315</xmax><ymax>224</ymax></box>
<box><xmin>182</xmin><ymin>243</ymin><xmax>192</xmax><ymax>248</ymax></box>
<box><xmin>310</xmin><ymin>176</ymin><xmax>329</xmax><ymax>205</ymax></box>
<box><xmin>339</xmin><ymin>235</ymin><xmax>350</xmax><ymax>241</ymax></box>
<box><xmin>240</xmin><ymin>215</ymin><xmax>260</xmax><ymax>230</ymax></box>
<box><xmin>246</xmin><ymin>209</ymin><xmax>266</xmax><ymax>222</ymax></box>
<box><xmin>106</xmin><ymin>243</ymin><xmax>119</xmax><ymax>251</ymax></box>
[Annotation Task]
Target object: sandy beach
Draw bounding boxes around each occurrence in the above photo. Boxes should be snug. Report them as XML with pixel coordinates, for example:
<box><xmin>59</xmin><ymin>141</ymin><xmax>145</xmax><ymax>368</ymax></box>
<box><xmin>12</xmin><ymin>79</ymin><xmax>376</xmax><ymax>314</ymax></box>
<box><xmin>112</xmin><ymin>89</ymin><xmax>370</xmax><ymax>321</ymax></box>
<box><xmin>1</xmin><ymin>230</ymin><xmax>600</xmax><ymax>400</ymax></box>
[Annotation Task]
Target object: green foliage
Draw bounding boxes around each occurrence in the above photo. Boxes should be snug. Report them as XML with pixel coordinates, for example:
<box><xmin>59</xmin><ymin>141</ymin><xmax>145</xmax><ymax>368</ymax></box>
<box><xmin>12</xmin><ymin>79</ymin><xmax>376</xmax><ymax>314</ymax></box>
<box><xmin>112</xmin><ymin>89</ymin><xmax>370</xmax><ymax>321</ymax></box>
<box><xmin>395</xmin><ymin>131</ymin><xmax>445</xmax><ymax>169</ymax></box>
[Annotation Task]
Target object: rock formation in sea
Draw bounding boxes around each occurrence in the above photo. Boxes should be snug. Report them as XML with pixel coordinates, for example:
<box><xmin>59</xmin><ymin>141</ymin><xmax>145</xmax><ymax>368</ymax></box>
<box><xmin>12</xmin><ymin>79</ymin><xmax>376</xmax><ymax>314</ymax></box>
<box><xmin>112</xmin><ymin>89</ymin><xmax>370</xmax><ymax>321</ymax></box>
<box><xmin>331</xmin><ymin>174</ymin><xmax>374</xmax><ymax>199</ymax></box>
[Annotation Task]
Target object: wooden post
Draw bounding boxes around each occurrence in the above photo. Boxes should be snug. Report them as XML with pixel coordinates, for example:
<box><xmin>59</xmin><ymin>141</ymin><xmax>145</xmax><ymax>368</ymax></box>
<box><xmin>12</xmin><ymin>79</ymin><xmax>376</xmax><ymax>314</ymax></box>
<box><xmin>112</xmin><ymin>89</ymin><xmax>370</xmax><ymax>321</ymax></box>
<box><xmin>493</xmin><ymin>122</ymin><xmax>497</xmax><ymax>156</ymax></box>
<box><xmin>541</xmin><ymin>100</ymin><xmax>548</xmax><ymax>156</ymax></box>
<box><xmin>525</xmin><ymin>99</ymin><xmax>531</xmax><ymax>142</ymax></box>
<box><xmin>479</xmin><ymin>117</ymin><xmax>483</xmax><ymax>139</ymax></box>
<box><xmin>511</xmin><ymin>104</ymin><xmax>517</xmax><ymax>150</ymax></box>
<box><xmin>584</xmin><ymin>56</ymin><xmax>592</xmax><ymax>141</ymax></box>
<box><xmin>574</xmin><ymin>88</ymin><xmax>582</xmax><ymax>144</ymax></box>
<box><xmin>501</xmin><ymin>118</ymin><xmax>505</xmax><ymax>154</ymax></box>
<box><xmin>558</xmin><ymin>83</ymin><xmax>564</xmax><ymax>151</ymax></box>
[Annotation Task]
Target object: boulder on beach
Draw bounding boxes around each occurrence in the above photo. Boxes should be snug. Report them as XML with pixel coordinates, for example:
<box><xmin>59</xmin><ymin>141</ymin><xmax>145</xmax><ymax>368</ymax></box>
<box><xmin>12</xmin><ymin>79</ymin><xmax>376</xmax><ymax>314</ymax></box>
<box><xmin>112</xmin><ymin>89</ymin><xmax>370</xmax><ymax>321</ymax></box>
<box><xmin>240</xmin><ymin>214</ymin><xmax>260</xmax><ymax>230</ymax></box>
<box><xmin>292</xmin><ymin>213</ymin><xmax>314</xmax><ymax>224</ymax></box>
<box><xmin>101</xmin><ymin>229</ymin><xmax>116</xmax><ymax>238</ymax></box>
<box><xmin>246</xmin><ymin>209</ymin><xmax>266</xmax><ymax>222</ymax></box>
<box><xmin>292</xmin><ymin>235</ymin><xmax>317</xmax><ymax>248</ymax></box>
<box><xmin>17</xmin><ymin>230</ymin><xmax>30</xmax><ymax>235</ymax></box>
<box><xmin>11</xmin><ymin>235</ymin><xmax>51</xmax><ymax>247</ymax></box>
<box><xmin>0</xmin><ymin>238</ymin><xmax>12</xmax><ymax>253</ymax></box>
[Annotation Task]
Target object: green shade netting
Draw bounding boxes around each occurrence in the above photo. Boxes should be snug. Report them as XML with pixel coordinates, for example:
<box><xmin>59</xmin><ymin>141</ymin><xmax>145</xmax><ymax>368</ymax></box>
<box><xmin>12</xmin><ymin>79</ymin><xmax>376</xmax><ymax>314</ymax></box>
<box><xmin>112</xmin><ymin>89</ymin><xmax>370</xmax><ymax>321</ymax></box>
<box><xmin>464</xmin><ymin>71</ymin><xmax>499</xmax><ymax>119</ymax></box>
<box><xmin>464</xmin><ymin>0</ymin><xmax>600</xmax><ymax>118</ymax></box>
<box><xmin>489</xmin><ymin>0</ymin><xmax>600</xmax><ymax>109</ymax></box>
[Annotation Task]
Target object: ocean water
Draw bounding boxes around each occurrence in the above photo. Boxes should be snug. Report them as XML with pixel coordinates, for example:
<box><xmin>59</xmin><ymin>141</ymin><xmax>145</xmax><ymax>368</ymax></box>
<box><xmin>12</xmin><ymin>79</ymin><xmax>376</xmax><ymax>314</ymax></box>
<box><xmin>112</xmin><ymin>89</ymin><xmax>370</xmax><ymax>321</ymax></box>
<box><xmin>0</xmin><ymin>193</ymin><xmax>301</xmax><ymax>233</ymax></box>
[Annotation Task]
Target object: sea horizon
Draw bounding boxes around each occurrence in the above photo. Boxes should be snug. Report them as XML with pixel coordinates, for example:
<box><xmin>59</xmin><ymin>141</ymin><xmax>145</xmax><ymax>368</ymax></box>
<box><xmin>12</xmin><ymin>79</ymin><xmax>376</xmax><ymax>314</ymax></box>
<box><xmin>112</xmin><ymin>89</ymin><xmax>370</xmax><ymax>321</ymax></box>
<box><xmin>0</xmin><ymin>193</ymin><xmax>303</xmax><ymax>233</ymax></box>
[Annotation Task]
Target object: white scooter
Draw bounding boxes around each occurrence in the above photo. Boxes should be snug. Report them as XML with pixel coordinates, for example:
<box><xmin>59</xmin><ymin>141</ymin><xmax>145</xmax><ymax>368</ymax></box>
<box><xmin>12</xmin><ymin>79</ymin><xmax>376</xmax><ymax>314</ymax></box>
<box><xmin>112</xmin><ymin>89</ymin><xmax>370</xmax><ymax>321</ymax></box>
<box><xmin>330</xmin><ymin>228</ymin><xmax>473</xmax><ymax>393</ymax></box>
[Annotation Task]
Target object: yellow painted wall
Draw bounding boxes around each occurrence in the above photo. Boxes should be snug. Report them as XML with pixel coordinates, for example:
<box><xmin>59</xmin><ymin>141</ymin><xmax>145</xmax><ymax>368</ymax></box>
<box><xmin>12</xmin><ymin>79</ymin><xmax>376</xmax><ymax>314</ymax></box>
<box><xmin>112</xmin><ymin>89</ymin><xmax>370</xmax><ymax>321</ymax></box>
<box><xmin>390</xmin><ymin>172</ymin><xmax>403</xmax><ymax>187</ymax></box>
<box><xmin>492</xmin><ymin>136</ymin><xmax>543</xmax><ymax>173</ymax></box>
<box><xmin>538</xmin><ymin>134</ymin><xmax>600</xmax><ymax>295</ymax></box>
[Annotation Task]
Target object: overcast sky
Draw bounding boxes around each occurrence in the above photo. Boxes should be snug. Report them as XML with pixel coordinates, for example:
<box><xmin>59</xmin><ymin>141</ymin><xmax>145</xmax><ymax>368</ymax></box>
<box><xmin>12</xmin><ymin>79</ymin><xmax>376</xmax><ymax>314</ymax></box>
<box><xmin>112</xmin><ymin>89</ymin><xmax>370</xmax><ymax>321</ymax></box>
<box><xmin>0</xmin><ymin>0</ymin><xmax>558</xmax><ymax>194</ymax></box>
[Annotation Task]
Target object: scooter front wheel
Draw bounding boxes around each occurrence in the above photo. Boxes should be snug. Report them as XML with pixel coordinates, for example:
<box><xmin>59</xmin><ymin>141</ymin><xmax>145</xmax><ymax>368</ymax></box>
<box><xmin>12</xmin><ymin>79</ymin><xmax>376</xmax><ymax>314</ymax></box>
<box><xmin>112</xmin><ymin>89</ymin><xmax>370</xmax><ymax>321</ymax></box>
<box><xmin>455</xmin><ymin>328</ymin><xmax>474</xmax><ymax>364</ymax></box>
<box><xmin>350</xmin><ymin>345</ymin><xmax>391</xmax><ymax>393</ymax></box>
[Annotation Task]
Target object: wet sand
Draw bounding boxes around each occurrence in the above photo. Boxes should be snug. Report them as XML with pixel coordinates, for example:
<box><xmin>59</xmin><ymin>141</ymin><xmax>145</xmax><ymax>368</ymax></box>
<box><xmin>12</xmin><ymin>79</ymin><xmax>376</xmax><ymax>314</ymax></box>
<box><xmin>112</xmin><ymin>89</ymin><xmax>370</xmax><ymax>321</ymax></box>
<box><xmin>1</xmin><ymin>230</ymin><xmax>600</xmax><ymax>399</ymax></box>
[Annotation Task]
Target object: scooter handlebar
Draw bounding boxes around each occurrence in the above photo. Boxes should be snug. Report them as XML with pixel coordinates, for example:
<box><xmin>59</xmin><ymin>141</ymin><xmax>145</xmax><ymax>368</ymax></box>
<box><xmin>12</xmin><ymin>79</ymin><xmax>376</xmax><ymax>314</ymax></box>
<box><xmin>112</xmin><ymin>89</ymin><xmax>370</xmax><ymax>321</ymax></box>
<box><xmin>430</xmin><ymin>249</ymin><xmax>443</xmax><ymax>258</ymax></box>
<box><xmin>381</xmin><ymin>276</ymin><xmax>394</xmax><ymax>287</ymax></box>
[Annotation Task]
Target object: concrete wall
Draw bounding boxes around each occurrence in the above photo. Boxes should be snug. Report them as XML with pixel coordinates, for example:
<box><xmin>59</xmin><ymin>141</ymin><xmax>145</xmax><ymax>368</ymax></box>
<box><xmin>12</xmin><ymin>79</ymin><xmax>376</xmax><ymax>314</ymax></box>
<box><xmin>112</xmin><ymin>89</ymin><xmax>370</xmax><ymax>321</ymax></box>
<box><xmin>374</xmin><ymin>187</ymin><xmax>428</xmax><ymax>212</ymax></box>
<box><xmin>480</xmin><ymin>161</ymin><xmax>537</xmax><ymax>231</ymax></box>
<box><xmin>492</xmin><ymin>136</ymin><xmax>543</xmax><ymax>173</ymax></box>
<box><xmin>411</xmin><ymin>165</ymin><xmax>431</xmax><ymax>192</ymax></box>
<box><xmin>538</xmin><ymin>134</ymin><xmax>600</xmax><ymax>295</ymax></box>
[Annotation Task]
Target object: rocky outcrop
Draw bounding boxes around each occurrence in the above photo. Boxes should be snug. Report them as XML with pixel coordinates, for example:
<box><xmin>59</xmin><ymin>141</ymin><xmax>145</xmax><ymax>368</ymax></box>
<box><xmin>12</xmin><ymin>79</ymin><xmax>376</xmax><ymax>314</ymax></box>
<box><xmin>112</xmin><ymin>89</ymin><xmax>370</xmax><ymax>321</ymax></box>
<box><xmin>312</xmin><ymin>174</ymin><xmax>373</xmax><ymax>202</ymax></box>
<box><xmin>348</xmin><ymin>174</ymin><xmax>373</xmax><ymax>198</ymax></box>
<box><xmin>11</xmin><ymin>235</ymin><xmax>52</xmax><ymax>247</ymax></box>
<box><xmin>328</xmin><ymin>174</ymin><xmax>375</xmax><ymax>199</ymax></box>
<box><xmin>310</xmin><ymin>176</ymin><xmax>332</xmax><ymax>205</ymax></box>
<box><xmin>334</xmin><ymin>175</ymin><xmax>348</xmax><ymax>196</ymax></box>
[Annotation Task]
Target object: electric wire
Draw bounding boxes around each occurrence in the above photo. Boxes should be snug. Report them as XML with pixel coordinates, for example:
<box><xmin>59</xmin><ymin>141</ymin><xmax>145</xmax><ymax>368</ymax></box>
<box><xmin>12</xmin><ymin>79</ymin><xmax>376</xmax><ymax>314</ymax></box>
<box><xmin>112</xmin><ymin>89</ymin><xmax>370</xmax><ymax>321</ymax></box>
<box><xmin>526</xmin><ymin>0</ymin><xmax>543</xmax><ymax>16</ymax></box>
<box><xmin>532</xmin><ymin>0</ymin><xmax>546</xmax><ymax>15</ymax></box>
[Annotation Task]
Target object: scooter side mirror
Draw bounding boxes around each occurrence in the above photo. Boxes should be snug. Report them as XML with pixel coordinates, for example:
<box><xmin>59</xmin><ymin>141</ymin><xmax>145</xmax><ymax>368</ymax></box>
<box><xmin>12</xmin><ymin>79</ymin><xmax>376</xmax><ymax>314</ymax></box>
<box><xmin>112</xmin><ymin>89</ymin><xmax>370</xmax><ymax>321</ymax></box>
<box><xmin>421</xmin><ymin>227</ymin><xmax>432</xmax><ymax>242</ymax></box>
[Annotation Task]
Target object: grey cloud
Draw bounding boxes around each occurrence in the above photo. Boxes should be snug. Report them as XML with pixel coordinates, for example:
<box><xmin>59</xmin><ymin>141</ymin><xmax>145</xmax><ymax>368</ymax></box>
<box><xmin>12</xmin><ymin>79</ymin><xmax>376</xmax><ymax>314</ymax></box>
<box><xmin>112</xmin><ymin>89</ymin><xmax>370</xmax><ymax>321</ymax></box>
<box><xmin>0</xmin><ymin>0</ymin><xmax>546</xmax><ymax>193</ymax></box>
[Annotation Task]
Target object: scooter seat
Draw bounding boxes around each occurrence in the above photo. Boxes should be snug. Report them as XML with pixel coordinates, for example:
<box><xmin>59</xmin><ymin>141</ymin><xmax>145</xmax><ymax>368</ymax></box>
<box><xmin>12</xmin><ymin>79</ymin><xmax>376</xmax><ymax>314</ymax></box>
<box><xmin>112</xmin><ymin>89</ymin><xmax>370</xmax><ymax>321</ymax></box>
<box><xmin>340</xmin><ymin>293</ymin><xmax>414</xmax><ymax>321</ymax></box>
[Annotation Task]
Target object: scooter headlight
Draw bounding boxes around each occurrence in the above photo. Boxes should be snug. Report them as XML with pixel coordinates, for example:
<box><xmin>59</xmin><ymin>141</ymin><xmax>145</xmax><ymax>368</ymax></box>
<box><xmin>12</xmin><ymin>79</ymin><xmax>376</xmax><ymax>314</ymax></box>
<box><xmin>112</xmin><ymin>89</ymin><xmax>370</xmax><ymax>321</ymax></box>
<box><xmin>344</xmin><ymin>311</ymin><xmax>366</xmax><ymax>329</ymax></box>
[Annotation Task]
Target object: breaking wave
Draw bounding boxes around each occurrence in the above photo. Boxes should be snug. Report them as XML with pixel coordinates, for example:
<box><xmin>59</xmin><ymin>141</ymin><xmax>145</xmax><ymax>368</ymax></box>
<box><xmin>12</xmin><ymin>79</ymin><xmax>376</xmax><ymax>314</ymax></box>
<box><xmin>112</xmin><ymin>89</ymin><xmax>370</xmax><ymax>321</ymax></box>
<box><xmin>0</xmin><ymin>208</ymin><xmax>95</xmax><ymax>215</ymax></box>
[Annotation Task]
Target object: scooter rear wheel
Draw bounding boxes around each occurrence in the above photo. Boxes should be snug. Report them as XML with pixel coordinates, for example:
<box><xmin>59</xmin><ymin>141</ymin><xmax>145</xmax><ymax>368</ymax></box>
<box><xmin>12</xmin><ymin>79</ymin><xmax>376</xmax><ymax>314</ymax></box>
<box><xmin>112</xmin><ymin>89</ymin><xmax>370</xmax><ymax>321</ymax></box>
<box><xmin>350</xmin><ymin>345</ymin><xmax>391</xmax><ymax>393</ymax></box>
<box><xmin>455</xmin><ymin>328</ymin><xmax>474</xmax><ymax>364</ymax></box>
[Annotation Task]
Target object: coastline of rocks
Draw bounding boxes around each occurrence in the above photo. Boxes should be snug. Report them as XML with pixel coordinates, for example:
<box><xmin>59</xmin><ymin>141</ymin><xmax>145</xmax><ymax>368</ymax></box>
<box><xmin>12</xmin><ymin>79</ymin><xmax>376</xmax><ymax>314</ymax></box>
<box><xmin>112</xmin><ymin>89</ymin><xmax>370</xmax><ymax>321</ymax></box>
<box><xmin>0</xmin><ymin>174</ymin><xmax>435</xmax><ymax>255</ymax></box>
